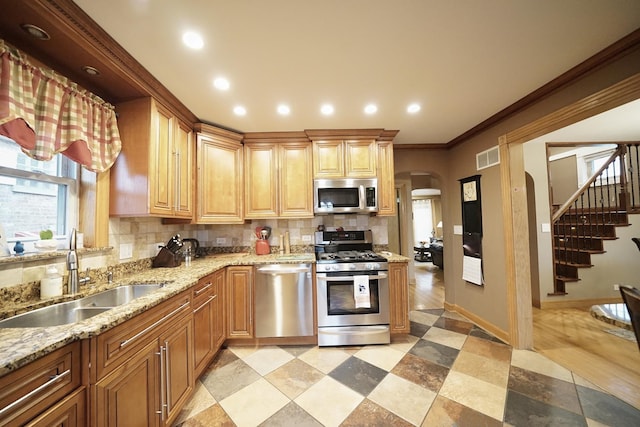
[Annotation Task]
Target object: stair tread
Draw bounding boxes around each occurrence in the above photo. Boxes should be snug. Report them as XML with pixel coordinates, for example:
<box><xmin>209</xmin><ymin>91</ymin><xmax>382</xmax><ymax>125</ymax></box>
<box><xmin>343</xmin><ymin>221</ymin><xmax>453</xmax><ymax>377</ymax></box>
<box><xmin>555</xmin><ymin>275</ymin><xmax>580</xmax><ymax>283</ymax></box>
<box><xmin>553</xmin><ymin>248</ymin><xmax>606</xmax><ymax>254</ymax></box>
<box><xmin>555</xmin><ymin>261</ymin><xmax>592</xmax><ymax>267</ymax></box>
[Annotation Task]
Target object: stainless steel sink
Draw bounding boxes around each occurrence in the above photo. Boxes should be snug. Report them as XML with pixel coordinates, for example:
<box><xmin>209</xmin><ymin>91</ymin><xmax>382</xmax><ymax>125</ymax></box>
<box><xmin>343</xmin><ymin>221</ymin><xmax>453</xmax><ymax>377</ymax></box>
<box><xmin>81</xmin><ymin>284</ymin><xmax>165</xmax><ymax>307</ymax></box>
<box><xmin>0</xmin><ymin>283</ymin><xmax>165</xmax><ymax>328</ymax></box>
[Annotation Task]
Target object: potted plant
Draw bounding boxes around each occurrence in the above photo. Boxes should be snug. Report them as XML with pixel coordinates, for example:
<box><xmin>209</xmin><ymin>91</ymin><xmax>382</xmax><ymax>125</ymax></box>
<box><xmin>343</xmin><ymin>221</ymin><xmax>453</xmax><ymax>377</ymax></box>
<box><xmin>34</xmin><ymin>229</ymin><xmax>58</xmax><ymax>251</ymax></box>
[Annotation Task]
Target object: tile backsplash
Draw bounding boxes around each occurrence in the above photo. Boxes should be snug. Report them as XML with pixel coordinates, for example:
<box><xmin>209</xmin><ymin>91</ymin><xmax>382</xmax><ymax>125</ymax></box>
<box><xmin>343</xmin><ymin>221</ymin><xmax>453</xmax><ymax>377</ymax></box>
<box><xmin>1</xmin><ymin>214</ymin><xmax>389</xmax><ymax>291</ymax></box>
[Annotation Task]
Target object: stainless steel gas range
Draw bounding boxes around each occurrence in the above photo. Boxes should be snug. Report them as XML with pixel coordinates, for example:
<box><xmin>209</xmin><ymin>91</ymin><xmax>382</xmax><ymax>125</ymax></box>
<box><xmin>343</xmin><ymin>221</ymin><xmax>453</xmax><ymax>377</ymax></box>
<box><xmin>314</xmin><ymin>230</ymin><xmax>390</xmax><ymax>346</ymax></box>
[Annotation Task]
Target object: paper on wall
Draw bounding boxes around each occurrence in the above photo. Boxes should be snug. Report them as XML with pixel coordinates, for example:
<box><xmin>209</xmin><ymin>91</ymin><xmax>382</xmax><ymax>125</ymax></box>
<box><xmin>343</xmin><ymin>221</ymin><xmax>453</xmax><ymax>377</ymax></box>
<box><xmin>462</xmin><ymin>255</ymin><xmax>483</xmax><ymax>285</ymax></box>
<box><xmin>353</xmin><ymin>275</ymin><xmax>371</xmax><ymax>308</ymax></box>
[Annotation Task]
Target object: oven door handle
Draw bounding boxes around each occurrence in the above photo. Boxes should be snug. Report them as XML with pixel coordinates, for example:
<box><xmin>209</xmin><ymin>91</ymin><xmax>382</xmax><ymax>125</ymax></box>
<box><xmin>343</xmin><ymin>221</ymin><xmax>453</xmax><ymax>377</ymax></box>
<box><xmin>317</xmin><ymin>273</ymin><xmax>388</xmax><ymax>281</ymax></box>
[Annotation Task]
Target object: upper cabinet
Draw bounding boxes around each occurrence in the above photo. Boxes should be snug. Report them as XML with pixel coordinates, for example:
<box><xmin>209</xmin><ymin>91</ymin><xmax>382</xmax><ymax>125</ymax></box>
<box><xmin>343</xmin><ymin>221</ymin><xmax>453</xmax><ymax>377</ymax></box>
<box><xmin>376</xmin><ymin>133</ymin><xmax>398</xmax><ymax>216</ymax></box>
<box><xmin>311</xmin><ymin>139</ymin><xmax>377</xmax><ymax>178</ymax></box>
<box><xmin>195</xmin><ymin>124</ymin><xmax>244</xmax><ymax>224</ymax></box>
<box><xmin>110</xmin><ymin>97</ymin><xmax>194</xmax><ymax>218</ymax></box>
<box><xmin>243</xmin><ymin>132</ymin><xmax>314</xmax><ymax>219</ymax></box>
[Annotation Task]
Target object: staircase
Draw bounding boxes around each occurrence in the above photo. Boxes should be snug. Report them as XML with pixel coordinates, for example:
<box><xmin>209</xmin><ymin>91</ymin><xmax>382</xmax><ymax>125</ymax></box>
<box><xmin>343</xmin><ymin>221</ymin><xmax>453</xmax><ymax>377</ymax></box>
<box><xmin>550</xmin><ymin>143</ymin><xmax>639</xmax><ymax>296</ymax></box>
<box><xmin>552</xmin><ymin>209</ymin><xmax>629</xmax><ymax>295</ymax></box>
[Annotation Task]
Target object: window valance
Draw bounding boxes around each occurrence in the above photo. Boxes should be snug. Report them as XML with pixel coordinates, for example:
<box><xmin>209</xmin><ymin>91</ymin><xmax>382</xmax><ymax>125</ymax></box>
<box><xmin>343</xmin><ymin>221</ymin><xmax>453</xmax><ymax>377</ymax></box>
<box><xmin>0</xmin><ymin>40</ymin><xmax>121</xmax><ymax>172</ymax></box>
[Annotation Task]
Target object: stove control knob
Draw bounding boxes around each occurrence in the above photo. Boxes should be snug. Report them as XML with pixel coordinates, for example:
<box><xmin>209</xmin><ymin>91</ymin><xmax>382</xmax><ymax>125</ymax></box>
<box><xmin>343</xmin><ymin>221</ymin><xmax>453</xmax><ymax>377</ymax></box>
<box><xmin>331</xmin><ymin>264</ymin><xmax>340</xmax><ymax>271</ymax></box>
<box><xmin>366</xmin><ymin>263</ymin><xmax>379</xmax><ymax>270</ymax></box>
<box><xmin>348</xmin><ymin>264</ymin><xmax>356</xmax><ymax>271</ymax></box>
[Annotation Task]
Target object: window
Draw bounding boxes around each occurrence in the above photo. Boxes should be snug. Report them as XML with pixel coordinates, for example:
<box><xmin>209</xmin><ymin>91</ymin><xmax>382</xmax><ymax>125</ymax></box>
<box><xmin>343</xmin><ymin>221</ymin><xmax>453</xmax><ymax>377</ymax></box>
<box><xmin>412</xmin><ymin>198</ymin><xmax>433</xmax><ymax>246</ymax></box>
<box><xmin>0</xmin><ymin>135</ymin><xmax>78</xmax><ymax>245</ymax></box>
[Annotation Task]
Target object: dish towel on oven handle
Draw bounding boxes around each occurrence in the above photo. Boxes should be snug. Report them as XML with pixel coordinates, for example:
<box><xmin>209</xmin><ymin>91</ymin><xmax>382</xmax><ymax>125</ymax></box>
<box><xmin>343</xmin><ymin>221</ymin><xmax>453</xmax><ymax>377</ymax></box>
<box><xmin>354</xmin><ymin>275</ymin><xmax>371</xmax><ymax>309</ymax></box>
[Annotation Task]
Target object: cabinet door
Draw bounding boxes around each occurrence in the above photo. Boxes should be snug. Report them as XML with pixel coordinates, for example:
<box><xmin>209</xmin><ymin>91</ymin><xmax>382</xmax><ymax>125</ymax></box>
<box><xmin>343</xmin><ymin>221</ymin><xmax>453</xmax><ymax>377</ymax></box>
<box><xmin>25</xmin><ymin>387</ymin><xmax>86</xmax><ymax>427</ymax></box>
<box><xmin>345</xmin><ymin>139</ymin><xmax>377</xmax><ymax>177</ymax></box>
<box><xmin>244</xmin><ymin>143</ymin><xmax>278</xmax><ymax>218</ymax></box>
<box><xmin>226</xmin><ymin>266</ymin><xmax>254</xmax><ymax>338</ymax></box>
<box><xmin>160</xmin><ymin>314</ymin><xmax>193</xmax><ymax>426</ymax></box>
<box><xmin>94</xmin><ymin>340</ymin><xmax>159</xmax><ymax>427</ymax></box>
<box><xmin>150</xmin><ymin>102</ymin><xmax>175</xmax><ymax>216</ymax></box>
<box><xmin>279</xmin><ymin>142</ymin><xmax>314</xmax><ymax>217</ymax></box>
<box><xmin>212</xmin><ymin>269</ymin><xmax>226</xmax><ymax>350</ymax></box>
<box><xmin>388</xmin><ymin>262</ymin><xmax>410</xmax><ymax>334</ymax></box>
<box><xmin>193</xmin><ymin>275</ymin><xmax>216</xmax><ymax>378</ymax></box>
<box><xmin>377</xmin><ymin>141</ymin><xmax>396</xmax><ymax>216</ymax></box>
<box><xmin>174</xmin><ymin>119</ymin><xmax>194</xmax><ymax>218</ymax></box>
<box><xmin>313</xmin><ymin>140</ymin><xmax>344</xmax><ymax>178</ymax></box>
<box><xmin>196</xmin><ymin>132</ymin><xmax>244</xmax><ymax>223</ymax></box>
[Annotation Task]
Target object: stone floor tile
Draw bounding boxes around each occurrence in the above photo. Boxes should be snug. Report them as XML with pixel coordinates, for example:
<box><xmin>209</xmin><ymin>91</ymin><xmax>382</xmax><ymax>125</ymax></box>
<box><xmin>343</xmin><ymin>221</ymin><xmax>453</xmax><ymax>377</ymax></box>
<box><xmin>200</xmin><ymin>358</ymin><xmax>261</xmax><ymax>401</ymax></box>
<box><xmin>259</xmin><ymin>402</ymin><xmax>323</xmax><ymax>427</ymax></box>
<box><xmin>409</xmin><ymin>338</ymin><xmax>460</xmax><ymax>368</ymax></box>
<box><xmin>508</xmin><ymin>365</ymin><xmax>582</xmax><ymax>414</ymax></box>
<box><xmin>219</xmin><ymin>378</ymin><xmax>289</xmax><ymax>427</ymax></box>
<box><xmin>242</xmin><ymin>346</ymin><xmax>295</xmax><ymax>376</ymax></box>
<box><xmin>576</xmin><ymin>383</ymin><xmax>640</xmax><ymax>426</ymax></box>
<box><xmin>368</xmin><ymin>372</ymin><xmax>437</xmax><ymax>426</ymax></box>
<box><xmin>438</xmin><ymin>370</ymin><xmax>506</xmax><ymax>421</ymax></box>
<box><xmin>504</xmin><ymin>390</ymin><xmax>587</xmax><ymax>427</ymax></box>
<box><xmin>391</xmin><ymin>352</ymin><xmax>449</xmax><ymax>393</ymax></box>
<box><xmin>264</xmin><ymin>358</ymin><xmax>324</xmax><ymax>400</ymax></box>
<box><xmin>295</xmin><ymin>376</ymin><xmax>363</xmax><ymax>426</ymax></box>
<box><xmin>510</xmin><ymin>349</ymin><xmax>573</xmax><ymax>383</ymax></box>
<box><xmin>423</xmin><ymin>325</ymin><xmax>468</xmax><ymax>349</ymax></box>
<box><xmin>329</xmin><ymin>356</ymin><xmax>388</xmax><ymax>396</ymax></box>
<box><xmin>422</xmin><ymin>395</ymin><xmax>503</xmax><ymax>427</ymax></box>
<box><xmin>452</xmin><ymin>350</ymin><xmax>510</xmax><ymax>388</ymax></box>
<box><xmin>342</xmin><ymin>398</ymin><xmax>414</xmax><ymax>427</ymax></box>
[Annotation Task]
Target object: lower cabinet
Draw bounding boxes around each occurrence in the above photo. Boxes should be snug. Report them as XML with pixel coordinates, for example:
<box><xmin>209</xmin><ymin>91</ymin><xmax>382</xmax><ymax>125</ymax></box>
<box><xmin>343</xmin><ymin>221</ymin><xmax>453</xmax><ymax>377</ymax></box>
<box><xmin>192</xmin><ymin>268</ymin><xmax>225</xmax><ymax>378</ymax></box>
<box><xmin>25</xmin><ymin>387</ymin><xmax>86</xmax><ymax>427</ymax></box>
<box><xmin>226</xmin><ymin>266</ymin><xmax>254</xmax><ymax>338</ymax></box>
<box><xmin>389</xmin><ymin>262</ymin><xmax>410</xmax><ymax>334</ymax></box>
<box><xmin>0</xmin><ymin>341</ymin><xmax>82</xmax><ymax>427</ymax></box>
<box><xmin>91</xmin><ymin>292</ymin><xmax>193</xmax><ymax>427</ymax></box>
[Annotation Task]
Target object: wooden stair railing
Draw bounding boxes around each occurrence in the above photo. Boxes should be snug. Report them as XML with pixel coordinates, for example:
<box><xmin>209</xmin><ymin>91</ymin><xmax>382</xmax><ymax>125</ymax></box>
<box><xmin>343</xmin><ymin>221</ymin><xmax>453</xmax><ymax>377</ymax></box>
<box><xmin>550</xmin><ymin>144</ymin><xmax>631</xmax><ymax>295</ymax></box>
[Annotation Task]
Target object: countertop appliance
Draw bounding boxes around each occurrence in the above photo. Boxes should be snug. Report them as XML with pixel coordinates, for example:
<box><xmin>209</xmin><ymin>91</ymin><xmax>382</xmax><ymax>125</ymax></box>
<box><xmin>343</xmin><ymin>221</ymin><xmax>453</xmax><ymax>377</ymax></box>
<box><xmin>314</xmin><ymin>230</ymin><xmax>390</xmax><ymax>346</ymax></box>
<box><xmin>313</xmin><ymin>178</ymin><xmax>378</xmax><ymax>214</ymax></box>
<box><xmin>254</xmin><ymin>263</ymin><xmax>313</xmax><ymax>338</ymax></box>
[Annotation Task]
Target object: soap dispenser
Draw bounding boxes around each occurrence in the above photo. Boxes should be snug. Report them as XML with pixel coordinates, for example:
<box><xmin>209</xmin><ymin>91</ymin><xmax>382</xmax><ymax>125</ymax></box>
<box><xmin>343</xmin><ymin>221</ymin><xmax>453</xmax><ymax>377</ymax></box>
<box><xmin>41</xmin><ymin>265</ymin><xmax>63</xmax><ymax>299</ymax></box>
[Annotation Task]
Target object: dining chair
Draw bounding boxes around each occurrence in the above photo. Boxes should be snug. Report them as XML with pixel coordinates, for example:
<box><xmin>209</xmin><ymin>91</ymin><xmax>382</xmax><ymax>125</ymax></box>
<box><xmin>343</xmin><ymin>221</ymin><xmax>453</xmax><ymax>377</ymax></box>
<box><xmin>619</xmin><ymin>285</ymin><xmax>640</xmax><ymax>350</ymax></box>
<box><xmin>632</xmin><ymin>237</ymin><xmax>640</xmax><ymax>252</ymax></box>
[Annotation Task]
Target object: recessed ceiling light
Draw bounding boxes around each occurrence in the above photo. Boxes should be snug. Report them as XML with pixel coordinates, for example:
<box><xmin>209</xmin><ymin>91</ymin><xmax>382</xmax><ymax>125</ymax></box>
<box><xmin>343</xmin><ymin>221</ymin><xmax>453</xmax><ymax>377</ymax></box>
<box><xmin>407</xmin><ymin>103</ymin><xmax>421</xmax><ymax>114</ymax></box>
<box><xmin>364</xmin><ymin>104</ymin><xmax>378</xmax><ymax>115</ymax></box>
<box><xmin>20</xmin><ymin>23</ymin><xmax>50</xmax><ymax>40</ymax></box>
<box><xmin>82</xmin><ymin>65</ymin><xmax>100</xmax><ymax>76</ymax></box>
<box><xmin>182</xmin><ymin>31</ymin><xmax>204</xmax><ymax>49</ymax></box>
<box><xmin>213</xmin><ymin>77</ymin><xmax>230</xmax><ymax>91</ymax></box>
<box><xmin>277</xmin><ymin>104</ymin><xmax>290</xmax><ymax>115</ymax></box>
<box><xmin>233</xmin><ymin>106</ymin><xmax>247</xmax><ymax>116</ymax></box>
<box><xmin>321</xmin><ymin>104</ymin><xmax>334</xmax><ymax>115</ymax></box>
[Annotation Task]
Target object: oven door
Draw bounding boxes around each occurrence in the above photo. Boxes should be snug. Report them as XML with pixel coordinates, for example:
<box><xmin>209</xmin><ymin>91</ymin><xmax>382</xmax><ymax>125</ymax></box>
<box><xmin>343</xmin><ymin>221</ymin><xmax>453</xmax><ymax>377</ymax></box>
<box><xmin>316</xmin><ymin>270</ymin><xmax>389</xmax><ymax>328</ymax></box>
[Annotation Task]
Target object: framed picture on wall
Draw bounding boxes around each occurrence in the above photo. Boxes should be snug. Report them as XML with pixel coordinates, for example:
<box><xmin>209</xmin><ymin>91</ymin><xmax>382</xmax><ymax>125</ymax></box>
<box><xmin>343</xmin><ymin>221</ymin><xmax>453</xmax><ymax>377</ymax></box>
<box><xmin>460</xmin><ymin>175</ymin><xmax>483</xmax><ymax>285</ymax></box>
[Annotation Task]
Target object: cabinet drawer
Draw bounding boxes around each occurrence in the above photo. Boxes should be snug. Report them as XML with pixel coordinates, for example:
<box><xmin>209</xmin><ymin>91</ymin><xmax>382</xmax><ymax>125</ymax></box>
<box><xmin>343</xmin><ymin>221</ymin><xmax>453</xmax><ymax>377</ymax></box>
<box><xmin>192</xmin><ymin>273</ymin><xmax>215</xmax><ymax>307</ymax></box>
<box><xmin>0</xmin><ymin>342</ymin><xmax>81</xmax><ymax>427</ymax></box>
<box><xmin>92</xmin><ymin>292</ymin><xmax>191</xmax><ymax>381</ymax></box>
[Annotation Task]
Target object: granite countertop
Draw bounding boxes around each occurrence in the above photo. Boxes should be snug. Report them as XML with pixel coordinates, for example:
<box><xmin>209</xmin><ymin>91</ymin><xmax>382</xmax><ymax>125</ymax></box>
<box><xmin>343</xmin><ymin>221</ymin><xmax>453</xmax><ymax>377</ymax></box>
<box><xmin>0</xmin><ymin>251</ymin><xmax>407</xmax><ymax>376</ymax></box>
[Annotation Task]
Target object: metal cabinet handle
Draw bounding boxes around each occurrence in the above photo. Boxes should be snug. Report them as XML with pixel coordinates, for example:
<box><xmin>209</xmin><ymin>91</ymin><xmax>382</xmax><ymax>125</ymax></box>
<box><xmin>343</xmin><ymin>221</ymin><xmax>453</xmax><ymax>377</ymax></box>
<box><xmin>0</xmin><ymin>369</ymin><xmax>70</xmax><ymax>417</ymax></box>
<box><xmin>194</xmin><ymin>282</ymin><xmax>213</xmax><ymax>296</ymax></box>
<box><xmin>194</xmin><ymin>295</ymin><xmax>215</xmax><ymax>312</ymax></box>
<box><xmin>317</xmin><ymin>273</ymin><xmax>388</xmax><ymax>281</ymax></box>
<box><xmin>156</xmin><ymin>347</ymin><xmax>166</xmax><ymax>420</ymax></box>
<box><xmin>164</xmin><ymin>341</ymin><xmax>171</xmax><ymax>414</ymax></box>
<box><xmin>120</xmin><ymin>301</ymin><xmax>189</xmax><ymax>348</ymax></box>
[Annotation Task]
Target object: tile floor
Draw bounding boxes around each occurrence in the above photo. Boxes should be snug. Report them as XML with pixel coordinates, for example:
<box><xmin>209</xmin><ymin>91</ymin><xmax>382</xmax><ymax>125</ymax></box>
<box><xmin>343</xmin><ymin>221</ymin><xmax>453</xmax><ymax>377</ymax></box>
<box><xmin>173</xmin><ymin>309</ymin><xmax>640</xmax><ymax>426</ymax></box>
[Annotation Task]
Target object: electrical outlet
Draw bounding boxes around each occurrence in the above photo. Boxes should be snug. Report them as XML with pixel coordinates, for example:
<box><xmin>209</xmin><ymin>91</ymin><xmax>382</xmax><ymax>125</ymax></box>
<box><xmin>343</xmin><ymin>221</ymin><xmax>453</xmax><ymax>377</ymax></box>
<box><xmin>613</xmin><ymin>284</ymin><xmax>620</xmax><ymax>291</ymax></box>
<box><xmin>119</xmin><ymin>243</ymin><xmax>133</xmax><ymax>260</ymax></box>
<box><xmin>302</xmin><ymin>235</ymin><xmax>312</xmax><ymax>242</ymax></box>
<box><xmin>216</xmin><ymin>237</ymin><xmax>226</xmax><ymax>245</ymax></box>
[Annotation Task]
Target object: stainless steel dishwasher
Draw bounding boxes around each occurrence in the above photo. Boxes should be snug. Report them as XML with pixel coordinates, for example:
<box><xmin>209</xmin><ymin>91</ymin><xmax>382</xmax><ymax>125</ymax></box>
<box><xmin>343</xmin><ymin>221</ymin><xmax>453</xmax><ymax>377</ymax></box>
<box><xmin>254</xmin><ymin>263</ymin><xmax>313</xmax><ymax>338</ymax></box>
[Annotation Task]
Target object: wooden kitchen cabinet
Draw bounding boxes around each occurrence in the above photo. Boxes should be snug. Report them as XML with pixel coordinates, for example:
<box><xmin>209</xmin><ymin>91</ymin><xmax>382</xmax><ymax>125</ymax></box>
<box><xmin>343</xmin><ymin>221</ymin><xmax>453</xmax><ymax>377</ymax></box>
<box><xmin>226</xmin><ymin>266</ymin><xmax>254</xmax><ymax>339</ymax></box>
<box><xmin>91</xmin><ymin>291</ymin><xmax>193</xmax><ymax>427</ymax></box>
<box><xmin>0</xmin><ymin>342</ymin><xmax>82</xmax><ymax>427</ymax></box>
<box><xmin>388</xmin><ymin>262</ymin><xmax>410</xmax><ymax>334</ymax></box>
<box><xmin>193</xmin><ymin>269</ymin><xmax>225</xmax><ymax>378</ymax></box>
<box><xmin>25</xmin><ymin>387</ymin><xmax>86</xmax><ymax>427</ymax></box>
<box><xmin>110</xmin><ymin>97</ymin><xmax>194</xmax><ymax>219</ymax></box>
<box><xmin>376</xmin><ymin>140</ymin><xmax>396</xmax><ymax>216</ymax></box>
<box><xmin>244</xmin><ymin>138</ymin><xmax>313</xmax><ymax>218</ymax></box>
<box><xmin>195</xmin><ymin>124</ymin><xmax>244</xmax><ymax>223</ymax></box>
<box><xmin>312</xmin><ymin>139</ymin><xmax>377</xmax><ymax>178</ymax></box>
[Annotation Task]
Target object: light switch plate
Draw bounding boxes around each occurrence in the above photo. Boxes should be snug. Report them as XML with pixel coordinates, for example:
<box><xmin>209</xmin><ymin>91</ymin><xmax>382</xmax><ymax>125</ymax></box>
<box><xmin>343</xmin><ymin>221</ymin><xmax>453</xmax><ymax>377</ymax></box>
<box><xmin>541</xmin><ymin>223</ymin><xmax>551</xmax><ymax>233</ymax></box>
<box><xmin>216</xmin><ymin>237</ymin><xmax>226</xmax><ymax>245</ymax></box>
<box><xmin>453</xmin><ymin>225</ymin><xmax>463</xmax><ymax>235</ymax></box>
<box><xmin>120</xmin><ymin>243</ymin><xmax>133</xmax><ymax>260</ymax></box>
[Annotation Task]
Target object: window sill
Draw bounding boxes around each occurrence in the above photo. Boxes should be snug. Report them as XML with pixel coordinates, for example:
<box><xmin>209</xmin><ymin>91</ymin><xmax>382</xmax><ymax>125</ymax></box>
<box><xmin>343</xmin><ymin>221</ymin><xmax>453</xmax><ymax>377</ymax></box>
<box><xmin>0</xmin><ymin>247</ymin><xmax>113</xmax><ymax>265</ymax></box>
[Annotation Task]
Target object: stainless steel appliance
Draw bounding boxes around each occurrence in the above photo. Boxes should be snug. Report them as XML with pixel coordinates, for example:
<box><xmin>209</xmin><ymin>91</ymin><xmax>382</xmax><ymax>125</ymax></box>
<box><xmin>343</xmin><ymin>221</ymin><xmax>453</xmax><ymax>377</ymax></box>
<box><xmin>254</xmin><ymin>264</ymin><xmax>314</xmax><ymax>338</ymax></box>
<box><xmin>313</xmin><ymin>178</ymin><xmax>378</xmax><ymax>214</ymax></box>
<box><xmin>315</xmin><ymin>230</ymin><xmax>390</xmax><ymax>346</ymax></box>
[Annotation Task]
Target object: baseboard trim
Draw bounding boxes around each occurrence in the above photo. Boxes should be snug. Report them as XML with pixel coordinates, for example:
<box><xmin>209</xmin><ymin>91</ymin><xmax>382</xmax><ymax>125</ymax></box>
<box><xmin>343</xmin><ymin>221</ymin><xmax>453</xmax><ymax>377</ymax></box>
<box><xmin>539</xmin><ymin>297</ymin><xmax>622</xmax><ymax>309</ymax></box>
<box><xmin>444</xmin><ymin>301</ymin><xmax>511</xmax><ymax>345</ymax></box>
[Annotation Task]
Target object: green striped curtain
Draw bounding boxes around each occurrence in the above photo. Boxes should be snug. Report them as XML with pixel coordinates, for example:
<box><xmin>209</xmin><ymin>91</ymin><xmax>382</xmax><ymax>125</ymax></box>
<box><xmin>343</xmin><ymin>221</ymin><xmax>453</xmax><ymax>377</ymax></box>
<box><xmin>0</xmin><ymin>40</ymin><xmax>121</xmax><ymax>172</ymax></box>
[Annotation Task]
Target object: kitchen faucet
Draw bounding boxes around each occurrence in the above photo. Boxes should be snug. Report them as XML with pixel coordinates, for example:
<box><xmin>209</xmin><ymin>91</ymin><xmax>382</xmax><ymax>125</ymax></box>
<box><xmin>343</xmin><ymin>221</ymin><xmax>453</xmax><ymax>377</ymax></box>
<box><xmin>67</xmin><ymin>229</ymin><xmax>90</xmax><ymax>293</ymax></box>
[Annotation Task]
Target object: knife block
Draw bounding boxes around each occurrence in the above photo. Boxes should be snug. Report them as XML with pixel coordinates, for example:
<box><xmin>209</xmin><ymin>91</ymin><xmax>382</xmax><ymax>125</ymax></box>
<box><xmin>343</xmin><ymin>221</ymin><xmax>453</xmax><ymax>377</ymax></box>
<box><xmin>152</xmin><ymin>246</ymin><xmax>182</xmax><ymax>268</ymax></box>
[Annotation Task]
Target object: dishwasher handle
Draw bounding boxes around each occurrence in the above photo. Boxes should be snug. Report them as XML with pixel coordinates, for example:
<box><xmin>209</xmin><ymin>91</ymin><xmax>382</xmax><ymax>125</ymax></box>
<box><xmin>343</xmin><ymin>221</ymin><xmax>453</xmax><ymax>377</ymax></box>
<box><xmin>256</xmin><ymin>265</ymin><xmax>311</xmax><ymax>275</ymax></box>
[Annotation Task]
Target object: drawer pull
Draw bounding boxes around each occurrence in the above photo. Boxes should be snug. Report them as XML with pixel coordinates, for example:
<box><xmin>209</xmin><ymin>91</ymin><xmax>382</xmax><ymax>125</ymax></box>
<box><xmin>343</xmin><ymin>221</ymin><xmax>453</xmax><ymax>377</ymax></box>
<box><xmin>0</xmin><ymin>369</ymin><xmax>70</xmax><ymax>417</ymax></box>
<box><xmin>194</xmin><ymin>282</ymin><xmax>213</xmax><ymax>296</ymax></box>
<box><xmin>194</xmin><ymin>295</ymin><xmax>215</xmax><ymax>312</ymax></box>
<box><xmin>120</xmin><ymin>301</ymin><xmax>190</xmax><ymax>348</ymax></box>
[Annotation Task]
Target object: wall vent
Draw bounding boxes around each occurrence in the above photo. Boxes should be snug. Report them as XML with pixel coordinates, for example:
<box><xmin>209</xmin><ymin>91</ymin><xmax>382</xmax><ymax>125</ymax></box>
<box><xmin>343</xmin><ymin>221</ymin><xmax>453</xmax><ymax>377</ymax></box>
<box><xmin>476</xmin><ymin>145</ymin><xmax>500</xmax><ymax>170</ymax></box>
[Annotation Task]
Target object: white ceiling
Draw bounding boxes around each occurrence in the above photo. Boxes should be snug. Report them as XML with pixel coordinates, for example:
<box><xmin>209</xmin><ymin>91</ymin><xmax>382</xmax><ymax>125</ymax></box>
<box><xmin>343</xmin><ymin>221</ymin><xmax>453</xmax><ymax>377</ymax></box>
<box><xmin>73</xmin><ymin>0</ymin><xmax>640</xmax><ymax>145</ymax></box>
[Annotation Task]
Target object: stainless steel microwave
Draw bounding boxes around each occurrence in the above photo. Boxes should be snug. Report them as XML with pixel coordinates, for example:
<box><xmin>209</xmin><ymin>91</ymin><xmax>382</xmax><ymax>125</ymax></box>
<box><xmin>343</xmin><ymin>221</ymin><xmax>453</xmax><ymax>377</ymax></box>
<box><xmin>313</xmin><ymin>178</ymin><xmax>378</xmax><ymax>214</ymax></box>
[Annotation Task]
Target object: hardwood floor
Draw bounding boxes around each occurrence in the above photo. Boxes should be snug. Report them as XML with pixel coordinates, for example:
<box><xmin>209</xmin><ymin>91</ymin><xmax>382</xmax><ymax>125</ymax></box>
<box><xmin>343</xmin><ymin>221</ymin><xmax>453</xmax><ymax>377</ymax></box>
<box><xmin>533</xmin><ymin>306</ymin><xmax>640</xmax><ymax>409</ymax></box>
<box><xmin>410</xmin><ymin>260</ymin><xmax>640</xmax><ymax>410</ymax></box>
